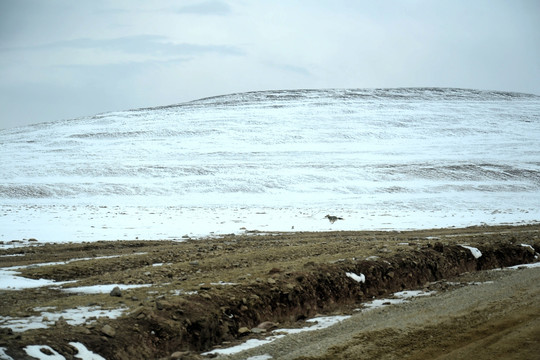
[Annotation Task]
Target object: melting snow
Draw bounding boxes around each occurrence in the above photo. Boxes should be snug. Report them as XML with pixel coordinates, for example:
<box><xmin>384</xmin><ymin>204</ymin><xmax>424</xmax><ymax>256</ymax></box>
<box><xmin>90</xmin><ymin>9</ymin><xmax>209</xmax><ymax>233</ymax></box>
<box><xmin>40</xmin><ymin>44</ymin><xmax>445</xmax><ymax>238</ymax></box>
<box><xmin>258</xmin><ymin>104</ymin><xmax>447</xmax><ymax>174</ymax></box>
<box><xmin>0</xmin><ymin>266</ymin><xmax>75</xmax><ymax>290</ymax></box>
<box><xmin>22</xmin><ymin>343</ymin><xmax>105</xmax><ymax>360</ymax></box>
<box><xmin>209</xmin><ymin>281</ymin><xmax>239</xmax><ymax>286</ymax></box>
<box><xmin>507</xmin><ymin>262</ymin><xmax>540</xmax><ymax>269</ymax></box>
<box><xmin>61</xmin><ymin>284</ymin><xmax>151</xmax><ymax>294</ymax></box>
<box><xmin>393</xmin><ymin>290</ymin><xmax>436</xmax><ymax>298</ymax></box>
<box><xmin>0</xmin><ymin>306</ymin><xmax>127</xmax><ymax>332</ymax></box>
<box><xmin>277</xmin><ymin>316</ymin><xmax>351</xmax><ymax>335</ymax></box>
<box><xmin>0</xmin><ymin>347</ymin><xmax>14</xmax><ymax>360</ymax></box>
<box><xmin>0</xmin><ymin>254</ymin><xmax>149</xmax><ymax>291</ymax></box>
<box><xmin>24</xmin><ymin>345</ymin><xmax>64</xmax><ymax>360</ymax></box>
<box><xmin>521</xmin><ymin>244</ymin><xmax>535</xmax><ymax>251</ymax></box>
<box><xmin>170</xmin><ymin>289</ymin><xmax>198</xmax><ymax>296</ymax></box>
<box><xmin>203</xmin><ymin>337</ymin><xmax>285</xmax><ymax>356</ymax></box>
<box><xmin>460</xmin><ymin>245</ymin><xmax>482</xmax><ymax>259</ymax></box>
<box><xmin>202</xmin><ymin>315</ymin><xmax>350</xmax><ymax>356</ymax></box>
<box><xmin>346</xmin><ymin>272</ymin><xmax>365</xmax><ymax>283</ymax></box>
<box><xmin>247</xmin><ymin>355</ymin><xmax>273</xmax><ymax>360</ymax></box>
<box><xmin>69</xmin><ymin>342</ymin><xmax>106</xmax><ymax>360</ymax></box>
<box><xmin>360</xmin><ymin>289</ymin><xmax>436</xmax><ymax>311</ymax></box>
<box><xmin>362</xmin><ymin>298</ymin><xmax>407</xmax><ymax>309</ymax></box>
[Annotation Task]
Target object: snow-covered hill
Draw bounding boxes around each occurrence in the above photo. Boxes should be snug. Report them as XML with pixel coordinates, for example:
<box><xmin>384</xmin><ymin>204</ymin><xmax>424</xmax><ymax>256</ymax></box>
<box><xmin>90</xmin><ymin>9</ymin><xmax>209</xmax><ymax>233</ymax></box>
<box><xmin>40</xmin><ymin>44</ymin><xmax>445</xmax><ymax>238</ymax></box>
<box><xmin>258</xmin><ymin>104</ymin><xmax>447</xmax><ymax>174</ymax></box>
<box><xmin>1</xmin><ymin>88</ymin><xmax>539</xmax><ymax>243</ymax></box>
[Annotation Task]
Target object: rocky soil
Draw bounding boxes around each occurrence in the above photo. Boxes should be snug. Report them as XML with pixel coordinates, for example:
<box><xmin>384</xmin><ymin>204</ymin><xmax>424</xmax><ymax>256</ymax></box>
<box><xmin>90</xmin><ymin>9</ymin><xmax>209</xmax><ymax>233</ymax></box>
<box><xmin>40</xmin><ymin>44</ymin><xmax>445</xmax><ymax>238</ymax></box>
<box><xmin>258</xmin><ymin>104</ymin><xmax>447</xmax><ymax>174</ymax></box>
<box><xmin>0</xmin><ymin>224</ymin><xmax>539</xmax><ymax>360</ymax></box>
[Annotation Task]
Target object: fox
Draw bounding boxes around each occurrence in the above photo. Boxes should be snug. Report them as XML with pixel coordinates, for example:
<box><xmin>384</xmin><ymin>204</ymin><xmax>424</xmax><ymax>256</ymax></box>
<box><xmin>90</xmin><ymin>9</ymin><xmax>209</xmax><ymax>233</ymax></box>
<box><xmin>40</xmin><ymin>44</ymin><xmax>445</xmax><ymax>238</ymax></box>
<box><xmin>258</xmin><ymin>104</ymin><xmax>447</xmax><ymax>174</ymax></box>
<box><xmin>325</xmin><ymin>214</ymin><xmax>344</xmax><ymax>224</ymax></box>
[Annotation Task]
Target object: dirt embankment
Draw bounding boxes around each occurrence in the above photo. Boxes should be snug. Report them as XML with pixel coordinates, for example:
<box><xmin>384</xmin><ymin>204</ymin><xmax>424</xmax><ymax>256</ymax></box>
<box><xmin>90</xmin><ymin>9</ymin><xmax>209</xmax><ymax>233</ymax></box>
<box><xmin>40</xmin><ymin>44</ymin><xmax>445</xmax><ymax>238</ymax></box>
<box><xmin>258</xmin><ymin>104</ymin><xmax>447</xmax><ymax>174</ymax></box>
<box><xmin>0</xmin><ymin>225</ymin><xmax>539</xmax><ymax>360</ymax></box>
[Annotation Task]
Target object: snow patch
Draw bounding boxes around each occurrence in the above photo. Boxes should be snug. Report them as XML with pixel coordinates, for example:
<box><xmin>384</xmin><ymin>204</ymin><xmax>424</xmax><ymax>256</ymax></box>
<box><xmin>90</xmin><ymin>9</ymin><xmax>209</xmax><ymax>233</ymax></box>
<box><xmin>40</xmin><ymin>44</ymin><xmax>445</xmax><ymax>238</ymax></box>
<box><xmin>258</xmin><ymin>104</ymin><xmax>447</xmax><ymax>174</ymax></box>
<box><xmin>61</xmin><ymin>284</ymin><xmax>152</xmax><ymax>294</ymax></box>
<box><xmin>69</xmin><ymin>342</ymin><xmax>106</xmax><ymax>360</ymax></box>
<box><xmin>247</xmin><ymin>355</ymin><xmax>273</xmax><ymax>360</ymax></box>
<box><xmin>507</xmin><ymin>262</ymin><xmax>540</xmax><ymax>269</ymax></box>
<box><xmin>362</xmin><ymin>298</ymin><xmax>406</xmax><ymax>310</ymax></box>
<box><xmin>24</xmin><ymin>345</ymin><xmax>64</xmax><ymax>360</ymax></box>
<box><xmin>203</xmin><ymin>337</ymin><xmax>285</xmax><ymax>356</ymax></box>
<box><xmin>0</xmin><ymin>266</ymin><xmax>75</xmax><ymax>290</ymax></box>
<box><xmin>277</xmin><ymin>315</ymin><xmax>351</xmax><ymax>335</ymax></box>
<box><xmin>202</xmin><ymin>315</ymin><xmax>350</xmax><ymax>356</ymax></box>
<box><xmin>0</xmin><ymin>306</ymin><xmax>127</xmax><ymax>332</ymax></box>
<box><xmin>346</xmin><ymin>272</ymin><xmax>365</xmax><ymax>283</ymax></box>
<box><xmin>0</xmin><ymin>253</ymin><xmax>150</xmax><ymax>291</ymax></box>
<box><xmin>210</xmin><ymin>281</ymin><xmax>239</xmax><ymax>286</ymax></box>
<box><xmin>460</xmin><ymin>245</ymin><xmax>482</xmax><ymax>258</ymax></box>
<box><xmin>360</xmin><ymin>289</ymin><xmax>436</xmax><ymax>311</ymax></box>
<box><xmin>521</xmin><ymin>244</ymin><xmax>535</xmax><ymax>251</ymax></box>
<box><xmin>393</xmin><ymin>290</ymin><xmax>436</xmax><ymax>299</ymax></box>
<box><xmin>0</xmin><ymin>347</ymin><xmax>14</xmax><ymax>360</ymax></box>
<box><xmin>170</xmin><ymin>289</ymin><xmax>198</xmax><ymax>296</ymax></box>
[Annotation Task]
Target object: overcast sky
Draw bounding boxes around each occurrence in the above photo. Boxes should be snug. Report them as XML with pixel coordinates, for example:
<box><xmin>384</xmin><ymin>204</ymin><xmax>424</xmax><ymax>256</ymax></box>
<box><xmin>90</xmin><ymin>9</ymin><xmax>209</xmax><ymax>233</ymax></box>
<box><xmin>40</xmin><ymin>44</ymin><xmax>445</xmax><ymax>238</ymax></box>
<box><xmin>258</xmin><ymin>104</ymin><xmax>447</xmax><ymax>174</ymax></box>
<box><xmin>1</xmin><ymin>0</ymin><xmax>539</xmax><ymax>129</ymax></box>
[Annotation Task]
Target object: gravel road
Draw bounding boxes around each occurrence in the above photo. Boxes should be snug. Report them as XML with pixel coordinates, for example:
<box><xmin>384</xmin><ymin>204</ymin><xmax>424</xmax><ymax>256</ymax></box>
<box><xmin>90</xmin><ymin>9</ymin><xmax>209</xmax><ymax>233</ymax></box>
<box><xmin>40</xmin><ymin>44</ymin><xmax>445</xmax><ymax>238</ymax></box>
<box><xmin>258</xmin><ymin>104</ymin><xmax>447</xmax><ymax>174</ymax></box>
<box><xmin>219</xmin><ymin>265</ymin><xmax>540</xmax><ymax>360</ymax></box>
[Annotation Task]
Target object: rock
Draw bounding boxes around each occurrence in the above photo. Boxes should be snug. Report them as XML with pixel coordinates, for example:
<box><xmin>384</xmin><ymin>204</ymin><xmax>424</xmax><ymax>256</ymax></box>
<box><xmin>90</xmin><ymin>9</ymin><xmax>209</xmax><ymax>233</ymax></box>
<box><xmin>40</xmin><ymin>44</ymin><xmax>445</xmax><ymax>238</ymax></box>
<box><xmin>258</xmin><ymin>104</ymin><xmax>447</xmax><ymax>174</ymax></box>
<box><xmin>251</xmin><ymin>327</ymin><xmax>266</xmax><ymax>334</ymax></box>
<box><xmin>433</xmin><ymin>242</ymin><xmax>445</xmax><ymax>252</ymax></box>
<box><xmin>110</xmin><ymin>286</ymin><xmax>122</xmax><ymax>297</ymax></box>
<box><xmin>285</xmin><ymin>283</ymin><xmax>296</xmax><ymax>290</ymax></box>
<box><xmin>238</xmin><ymin>327</ymin><xmax>250</xmax><ymax>335</ymax></box>
<box><xmin>170</xmin><ymin>351</ymin><xmax>203</xmax><ymax>360</ymax></box>
<box><xmin>156</xmin><ymin>300</ymin><xmax>172</xmax><ymax>310</ymax></box>
<box><xmin>256</xmin><ymin>321</ymin><xmax>278</xmax><ymax>330</ymax></box>
<box><xmin>170</xmin><ymin>351</ymin><xmax>189</xmax><ymax>359</ymax></box>
<box><xmin>39</xmin><ymin>347</ymin><xmax>54</xmax><ymax>355</ymax></box>
<box><xmin>0</xmin><ymin>328</ymin><xmax>13</xmax><ymax>336</ymax></box>
<box><xmin>55</xmin><ymin>316</ymin><xmax>68</xmax><ymax>327</ymax></box>
<box><xmin>101</xmin><ymin>324</ymin><xmax>116</xmax><ymax>337</ymax></box>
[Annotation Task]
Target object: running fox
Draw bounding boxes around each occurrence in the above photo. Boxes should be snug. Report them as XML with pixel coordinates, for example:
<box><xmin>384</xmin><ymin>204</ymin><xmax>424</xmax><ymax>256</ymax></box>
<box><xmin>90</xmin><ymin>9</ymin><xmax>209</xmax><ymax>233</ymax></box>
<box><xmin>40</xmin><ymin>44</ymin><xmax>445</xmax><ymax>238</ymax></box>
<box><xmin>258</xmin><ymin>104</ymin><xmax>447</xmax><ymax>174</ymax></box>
<box><xmin>325</xmin><ymin>214</ymin><xmax>344</xmax><ymax>224</ymax></box>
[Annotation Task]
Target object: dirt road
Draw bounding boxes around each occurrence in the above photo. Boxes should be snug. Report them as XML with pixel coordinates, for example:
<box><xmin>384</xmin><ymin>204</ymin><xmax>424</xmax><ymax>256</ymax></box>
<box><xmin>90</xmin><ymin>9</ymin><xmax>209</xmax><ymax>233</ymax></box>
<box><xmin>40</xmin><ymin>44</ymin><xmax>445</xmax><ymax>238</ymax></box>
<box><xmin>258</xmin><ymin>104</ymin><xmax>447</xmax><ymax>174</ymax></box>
<box><xmin>222</xmin><ymin>265</ymin><xmax>540</xmax><ymax>360</ymax></box>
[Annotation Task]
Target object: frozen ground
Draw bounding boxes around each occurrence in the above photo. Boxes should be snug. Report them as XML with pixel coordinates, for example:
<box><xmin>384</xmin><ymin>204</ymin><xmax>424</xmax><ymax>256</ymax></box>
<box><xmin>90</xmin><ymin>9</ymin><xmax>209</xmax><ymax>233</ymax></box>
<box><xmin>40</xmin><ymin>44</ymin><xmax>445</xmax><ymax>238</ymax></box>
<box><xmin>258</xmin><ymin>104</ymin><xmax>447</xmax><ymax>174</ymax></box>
<box><xmin>0</xmin><ymin>226</ymin><xmax>538</xmax><ymax>359</ymax></box>
<box><xmin>1</xmin><ymin>88</ymin><xmax>539</xmax><ymax>243</ymax></box>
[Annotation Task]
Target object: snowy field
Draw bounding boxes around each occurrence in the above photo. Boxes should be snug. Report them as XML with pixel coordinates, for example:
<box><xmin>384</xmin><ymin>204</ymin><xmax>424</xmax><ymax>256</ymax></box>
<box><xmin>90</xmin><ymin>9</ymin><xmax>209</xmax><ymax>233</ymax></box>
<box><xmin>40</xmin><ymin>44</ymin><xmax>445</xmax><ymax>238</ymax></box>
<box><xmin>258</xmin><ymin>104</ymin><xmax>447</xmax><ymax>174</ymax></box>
<box><xmin>1</xmin><ymin>88</ymin><xmax>539</xmax><ymax>244</ymax></box>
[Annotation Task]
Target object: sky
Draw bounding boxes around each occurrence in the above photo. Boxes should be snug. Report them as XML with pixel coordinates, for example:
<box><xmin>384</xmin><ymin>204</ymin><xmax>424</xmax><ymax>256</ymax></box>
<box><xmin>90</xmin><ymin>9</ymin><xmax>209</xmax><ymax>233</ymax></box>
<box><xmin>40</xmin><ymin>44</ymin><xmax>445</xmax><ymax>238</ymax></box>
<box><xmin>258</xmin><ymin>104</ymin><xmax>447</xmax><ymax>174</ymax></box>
<box><xmin>1</xmin><ymin>0</ymin><xmax>539</xmax><ymax>129</ymax></box>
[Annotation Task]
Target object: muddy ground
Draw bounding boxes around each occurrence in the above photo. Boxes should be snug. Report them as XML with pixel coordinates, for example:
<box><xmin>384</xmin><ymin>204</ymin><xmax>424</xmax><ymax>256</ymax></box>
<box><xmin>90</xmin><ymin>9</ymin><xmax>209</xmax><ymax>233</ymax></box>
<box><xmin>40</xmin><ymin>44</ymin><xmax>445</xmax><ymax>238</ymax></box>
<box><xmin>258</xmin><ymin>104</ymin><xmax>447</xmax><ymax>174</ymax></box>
<box><xmin>0</xmin><ymin>224</ymin><xmax>539</xmax><ymax>360</ymax></box>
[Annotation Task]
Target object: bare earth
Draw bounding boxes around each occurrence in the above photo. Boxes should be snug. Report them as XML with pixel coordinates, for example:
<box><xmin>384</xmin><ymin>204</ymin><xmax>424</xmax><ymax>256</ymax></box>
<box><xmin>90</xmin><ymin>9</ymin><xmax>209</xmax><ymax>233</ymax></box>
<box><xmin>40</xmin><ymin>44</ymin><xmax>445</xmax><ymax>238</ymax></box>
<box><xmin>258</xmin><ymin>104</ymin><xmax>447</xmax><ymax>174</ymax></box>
<box><xmin>0</xmin><ymin>224</ymin><xmax>539</xmax><ymax>360</ymax></box>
